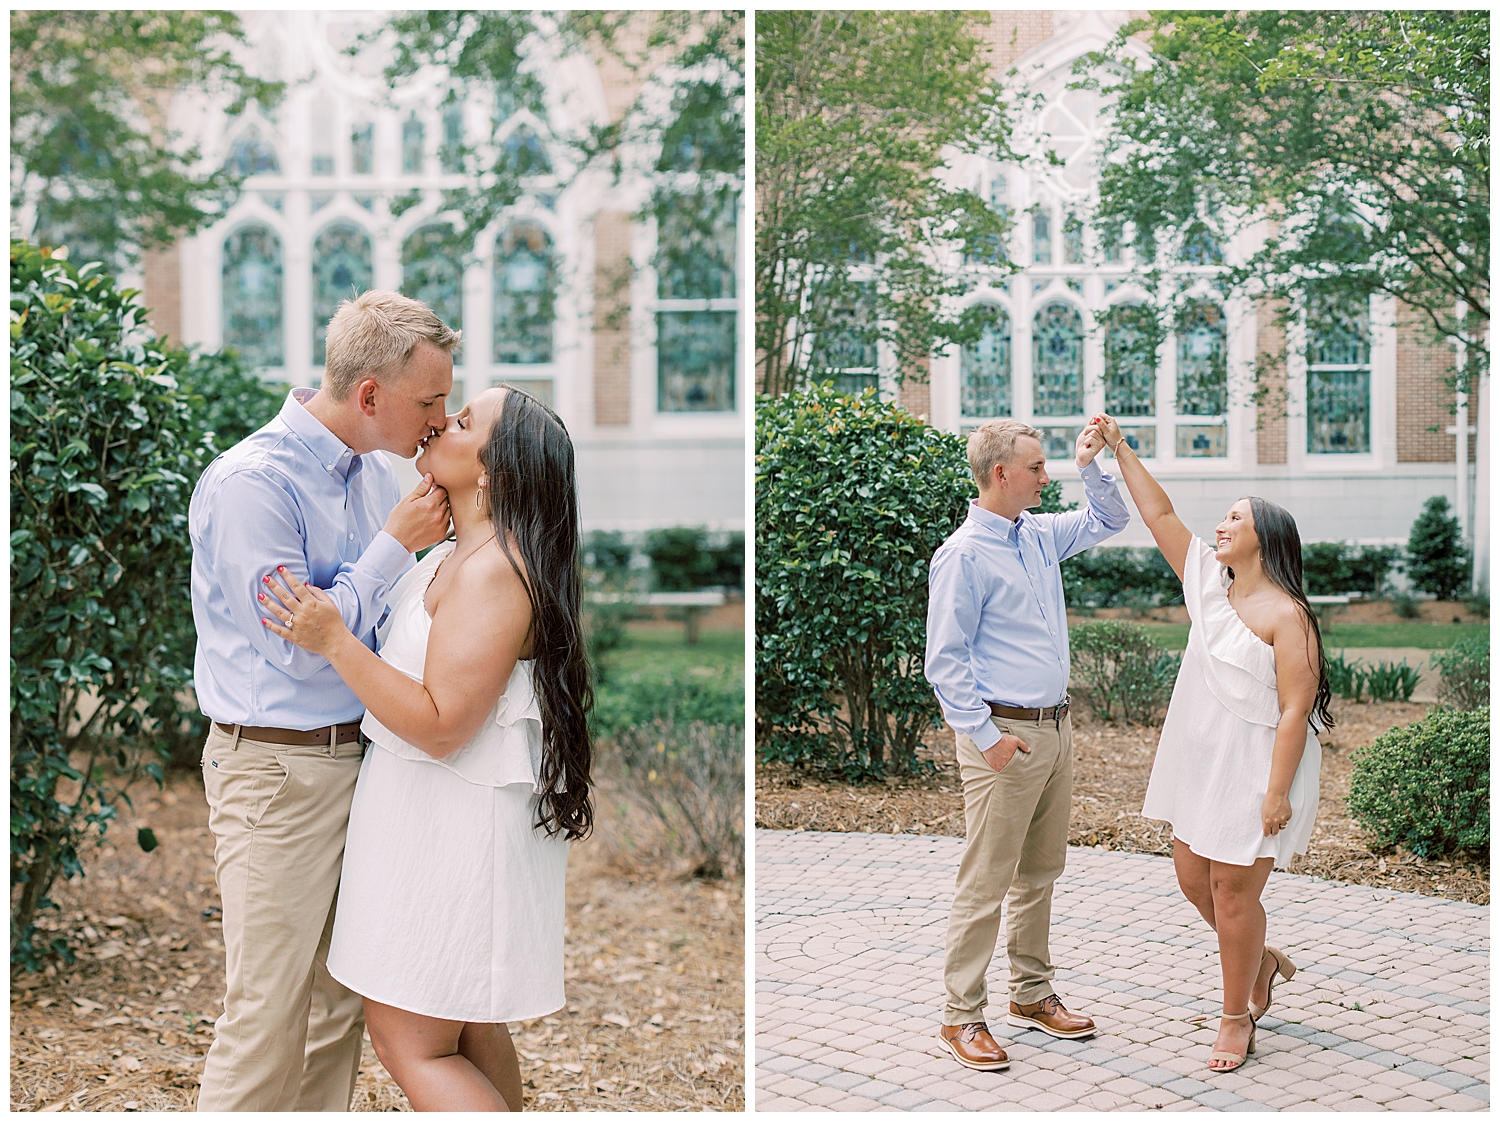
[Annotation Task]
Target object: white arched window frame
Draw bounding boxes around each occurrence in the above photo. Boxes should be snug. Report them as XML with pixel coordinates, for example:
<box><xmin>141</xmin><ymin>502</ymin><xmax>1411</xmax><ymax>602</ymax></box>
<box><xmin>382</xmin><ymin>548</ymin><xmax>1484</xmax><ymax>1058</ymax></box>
<box><xmin>1285</xmin><ymin>290</ymin><xmax>1396</xmax><ymax>474</ymax></box>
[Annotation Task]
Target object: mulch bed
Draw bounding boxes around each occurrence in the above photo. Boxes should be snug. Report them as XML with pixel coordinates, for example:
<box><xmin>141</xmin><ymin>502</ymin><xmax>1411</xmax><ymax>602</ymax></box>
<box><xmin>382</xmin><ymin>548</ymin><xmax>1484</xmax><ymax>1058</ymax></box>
<box><xmin>11</xmin><ymin>766</ymin><xmax>744</xmax><ymax>1112</ymax></box>
<box><xmin>756</xmin><ymin>697</ymin><xmax>1487</xmax><ymax>906</ymax></box>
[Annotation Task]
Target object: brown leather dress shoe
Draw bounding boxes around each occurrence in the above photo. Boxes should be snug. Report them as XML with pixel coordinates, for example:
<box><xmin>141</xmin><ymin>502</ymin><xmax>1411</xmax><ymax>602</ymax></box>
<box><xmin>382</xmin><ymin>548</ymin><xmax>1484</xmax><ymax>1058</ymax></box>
<box><xmin>937</xmin><ymin>1022</ymin><xmax>1010</xmax><ymax>1071</ymax></box>
<box><xmin>1007</xmin><ymin>994</ymin><xmax>1097</xmax><ymax>1039</ymax></box>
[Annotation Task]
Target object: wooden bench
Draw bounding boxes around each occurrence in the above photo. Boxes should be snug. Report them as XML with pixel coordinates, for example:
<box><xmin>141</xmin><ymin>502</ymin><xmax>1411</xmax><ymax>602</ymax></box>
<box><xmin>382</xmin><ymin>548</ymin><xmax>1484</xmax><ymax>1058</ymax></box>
<box><xmin>587</xmin><ymin>589</ymin><xmax>728</xmax><ymax>644</ymax></box>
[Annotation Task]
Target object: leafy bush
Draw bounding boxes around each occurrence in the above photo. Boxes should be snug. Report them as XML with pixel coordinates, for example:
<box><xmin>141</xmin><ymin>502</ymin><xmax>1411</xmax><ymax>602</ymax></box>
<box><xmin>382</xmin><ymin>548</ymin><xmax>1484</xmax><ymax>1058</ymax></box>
<box><xmin>643</xmin><ymin>527</ymin><xmax>745</xmax><ymax>591</ymax></box>
<box><xmin>1391</xmin><ymin>592</ymin><xmax>1422</xmax><ymax>619</ymax></box>
<box><xmin>1061</xmin><ymin>546</ymin><xmax>1182</xmax><ymax>611</ymax></box>
<box><xmin>1326</xmin><ymin>651</ymin><xmax>1366</xmax><ymax>701</ymax></box>
<box><xmin>10</xmin><ymin>243</ymin><xmax>208</xmax><ymax>967</ymax></box>
<box><xmin>1406</xmin><ymin>495</ymin><xmax>1470</xmax><ymax>600</ymax></box>
<box><xmin>1301</xmin><ymin>541</ymin><xmax>1402</xmax><ymax>596</ymax></box>
<box><xmin>592</xmin><ymin>664</ymin><xmax>743</xmax><ymax>741</ymax></box>
<box><xmin>1462</xmin><ymin>589</ymin><xmax>1489</xmax><ymax>620</ymax></box>
<box><xmin>611</xmin><ymin>720</ymin><xmax>744</xmax><ymax>878</ymax></box>
<box><xmin>172</xmin><ymin>345</ymin><xmax>287</xmax><ymax>454</ymax></box>
<box><xmin>1364</xmin><ymin>660</ymin><xmax>1420</xmax><ymax>703</ymax></box>
<box><xmin>1068</xmin><ymin>621</ymin><xmax>1181</xmax><ymax>724</ymax></box>
<box><xmin>1348</xmin><ymin>707</ymin><xmax>1489</xmax><ymax>857</ymax></box>
<box><xmin>584</xmin><ymin>530</ymin><xmax>635</xmax><ymax>580</ymax></box>
<box><xmin>756</xmin><ymin>385</ymin><xmax>973</xmax><ymax>776</ymax></box>
<box><xmin>1431</xmin><ymin>636</ymin><xmax>1489</xmax><ymax>711</ymax></box>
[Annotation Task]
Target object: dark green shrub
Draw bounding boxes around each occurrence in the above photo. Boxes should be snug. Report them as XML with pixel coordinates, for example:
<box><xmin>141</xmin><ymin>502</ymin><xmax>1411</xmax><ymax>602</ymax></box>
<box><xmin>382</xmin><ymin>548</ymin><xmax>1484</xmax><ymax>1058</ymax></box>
<box><xmin>644</xmin><ymin>527</ymin><xmax>745</xmax><ymax>591</ymax></box>
<box><xmin>1061</xmin><ymin>546</ymin><xmax>1182</xmax><ymax>611</ymax></box>
<box><xmin>585</xmin><ymin>530</ymin><xmax>635</xmax><ymax>579</ymax></box>
<box><xmin>1348</xmin><ymin>707</ymin><xmax>1489</xmax><ymax>856</ymax></box>
<box><xmin>1462</xmin><ymin>589</ymin><xmax>1489</xmax><ymax>621</ymax></box>
<box><xmin>592</xmin><ymin>664</ymin><xmax>743</xmax><ymax>741</ymax></box>
<box><xmin>1391</xmin><ymin>592</ymin><xmax>1422</xmax><ymax>619</ymax></box>
<box><xmin>755</xmin><ymin>385</ymin><xmax>973</xmax><ymax>775</ymax></box>
<box><xmin>10</xmin><ymin>242</ymin><xmax>210</xmax><ymax>967</ymax></box>
<box><xmin>1364</xmin><ymin>660</ymin><xmax>1419</xmax><ymax>703</ymax></box>
<box><xmin>1406</xmin><ymin>496</ymin><xmax>1470</xmax><ymax>600</ymax></box>
<box><xmin>1431</xmin><ymin>636</ymin><xmax>1489</xmax><ymax>711</ymax></box>
<box><xmin>1302</xmin><ymin>541</ymin><xmax>1402</xmax><ymax>596</ymax></box>
<box><xmin>1068</xmin><ymin>621</ymin><xmax>1181</xmax><ymax>724</ymax></box>
<box><xmin>172</xmin><ymin>346</ymin><xmax>287</xmax><ymax>454</ymax></box>
<box><xmin>612</xmin><ymin>720</ymin><xmax>744</xmax><ymax>878</ymax></box>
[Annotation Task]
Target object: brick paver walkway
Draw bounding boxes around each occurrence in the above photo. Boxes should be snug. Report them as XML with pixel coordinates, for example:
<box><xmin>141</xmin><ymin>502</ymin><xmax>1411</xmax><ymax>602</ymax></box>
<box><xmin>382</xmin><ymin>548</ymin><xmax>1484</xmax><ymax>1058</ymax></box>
<box><xmin>756</xmin><ymin>830</ymin><xmax>1488</xmax><ymax>1112</ymax></box>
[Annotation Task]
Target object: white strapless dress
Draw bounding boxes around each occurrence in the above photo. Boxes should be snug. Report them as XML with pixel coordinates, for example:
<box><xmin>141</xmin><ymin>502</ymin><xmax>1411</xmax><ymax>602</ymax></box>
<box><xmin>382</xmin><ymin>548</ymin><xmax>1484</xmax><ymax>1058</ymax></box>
<box><xmin>326</xmin><ymin>541</ymin><xmax>569</xmax><ymax>1022</ymax></box>
<box><xmin>1141</xmin><ymin>535</ymin><xmax>1321</xmax><ymax>869</ymax></box>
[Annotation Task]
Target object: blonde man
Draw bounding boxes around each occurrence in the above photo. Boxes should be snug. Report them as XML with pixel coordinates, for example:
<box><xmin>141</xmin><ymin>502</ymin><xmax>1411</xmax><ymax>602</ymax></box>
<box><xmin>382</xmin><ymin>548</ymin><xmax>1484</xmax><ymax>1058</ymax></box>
<box><xmin>190</xmin><ymin>290</ymin><xmax>458</xmax><ymax>1110</ymax></box>
<box><xmin>925</xmin><ymin>418</ymin><xmax>1129</xmax><ymax>1071</ymax></box>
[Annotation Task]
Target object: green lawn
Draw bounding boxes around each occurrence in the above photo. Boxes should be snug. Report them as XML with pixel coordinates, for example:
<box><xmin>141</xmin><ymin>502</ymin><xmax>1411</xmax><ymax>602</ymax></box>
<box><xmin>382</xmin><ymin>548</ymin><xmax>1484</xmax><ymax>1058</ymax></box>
<box><xmin>1119</xmin><ymin>621</ymin><xmax>1488</xmax><ymax>651</ymax></box>
<box><xmin>602</xmin><ymin>625</ymin><xmax>744</xmax><ymax>677</ymax></box>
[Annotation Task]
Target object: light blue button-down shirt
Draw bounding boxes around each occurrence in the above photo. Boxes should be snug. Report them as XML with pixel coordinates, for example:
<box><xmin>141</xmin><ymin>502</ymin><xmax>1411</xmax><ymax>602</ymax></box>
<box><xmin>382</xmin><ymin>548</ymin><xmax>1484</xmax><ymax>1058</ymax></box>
<box><xmin>924</xmin><ymin>459</ymin><xmax>1130</xmax><ymax>751</ymax></box>
<box><xmin>189</xmin><ymin>389</ymin><xmax>412</xmax><ymax>729</ymax></box>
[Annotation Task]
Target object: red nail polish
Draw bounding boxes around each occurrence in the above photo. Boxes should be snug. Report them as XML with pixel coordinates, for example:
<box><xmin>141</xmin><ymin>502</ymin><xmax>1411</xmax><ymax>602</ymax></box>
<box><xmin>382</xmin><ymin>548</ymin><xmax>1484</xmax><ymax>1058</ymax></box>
<box><xmin>258</xmin><ymin>593</ymin><xmax>265</xmax><ymax>601</ymax></box>
<box><xmin>263</xmin><ymin>576</ymin><xmax>270</xmax><ymax>583</ymax></box>
<box><xmin>277</xmin><ymin>566</ymin><xmax>286</xmax><ymax>572</ymax></box>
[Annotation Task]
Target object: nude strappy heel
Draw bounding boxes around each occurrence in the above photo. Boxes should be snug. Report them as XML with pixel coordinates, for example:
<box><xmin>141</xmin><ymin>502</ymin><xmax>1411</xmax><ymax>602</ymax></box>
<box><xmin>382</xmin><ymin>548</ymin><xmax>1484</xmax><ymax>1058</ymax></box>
<box><xmin>1248</xmin><ymin>945</ymin><xmax>1296</xmax><ymax>1021</ymax></box>
<box><xmin>1207</xmin><ymin>1011</ymin><xmax>1256</xmax><ymax>1071</ymax></box>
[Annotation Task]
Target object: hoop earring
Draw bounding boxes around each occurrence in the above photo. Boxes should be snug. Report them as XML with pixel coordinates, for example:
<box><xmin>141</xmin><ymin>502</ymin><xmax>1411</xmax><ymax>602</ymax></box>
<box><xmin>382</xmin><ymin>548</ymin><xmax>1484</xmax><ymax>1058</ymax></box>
<box><xmin>474</xmin><ymin>488</ymin><xmax>485</xmax><ymax>511</ymax></box>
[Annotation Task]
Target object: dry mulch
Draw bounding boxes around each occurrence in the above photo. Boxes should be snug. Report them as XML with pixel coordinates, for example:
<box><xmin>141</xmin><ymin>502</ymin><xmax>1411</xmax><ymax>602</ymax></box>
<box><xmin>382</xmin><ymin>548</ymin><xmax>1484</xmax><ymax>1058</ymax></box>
<box><xmin>11</xmin><ymin>766</ymin><xmax>744</xmax><ymax>1112</ymax></box>
<box><xmin>756</xmin><ymin>697</ymin><xmax>1487</xmax><ymax>906</ymax></box>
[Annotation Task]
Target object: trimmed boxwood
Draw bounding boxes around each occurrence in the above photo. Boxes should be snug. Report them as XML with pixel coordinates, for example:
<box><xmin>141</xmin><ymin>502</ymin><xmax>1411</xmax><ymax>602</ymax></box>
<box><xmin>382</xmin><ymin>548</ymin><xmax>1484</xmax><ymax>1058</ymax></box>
<box><xmin>1347</xmin><ymin>707</ymin><xmax>1489</xmax><ymax>857</ymax></box>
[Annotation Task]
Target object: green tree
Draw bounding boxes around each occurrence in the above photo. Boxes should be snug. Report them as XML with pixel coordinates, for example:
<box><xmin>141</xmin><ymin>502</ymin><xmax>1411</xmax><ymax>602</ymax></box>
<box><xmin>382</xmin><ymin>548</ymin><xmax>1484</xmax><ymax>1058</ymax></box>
<box><xmin>368</xmin><ymin>11</ymin><xmax>743</xmax><ymax>263</ymax></box>
<box><xmin>11</xmin><ymin>10</ymin><xmax>282</xmax><ymax>267</ymax></box>
<box><xmin>1085</xmin><ymin>11</ymin><xmax>1488</xmax><ymax>370</ymax></box>
<box><xmin>756</xmin><ymin>11</ymin><xmax>1014</xmax><ymax>396</ymax></box>
<box><xmin>1406</xmin><ymin>495</ymin><xmax>1471</xmax><ymax>600</ymax></box>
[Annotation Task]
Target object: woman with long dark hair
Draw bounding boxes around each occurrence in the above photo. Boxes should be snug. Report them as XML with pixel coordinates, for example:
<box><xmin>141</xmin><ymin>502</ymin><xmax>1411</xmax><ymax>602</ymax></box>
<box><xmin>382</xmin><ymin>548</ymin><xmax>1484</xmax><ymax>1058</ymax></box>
<box><xmin>1090</xmin><ymin>413</ymin><xmax>1329</xmax><ymax>1075</ymax></box>
<box><xmin>260</xmin><ymin>384</ymin><xmax>592</xmax><ymax>1110</ymax></box>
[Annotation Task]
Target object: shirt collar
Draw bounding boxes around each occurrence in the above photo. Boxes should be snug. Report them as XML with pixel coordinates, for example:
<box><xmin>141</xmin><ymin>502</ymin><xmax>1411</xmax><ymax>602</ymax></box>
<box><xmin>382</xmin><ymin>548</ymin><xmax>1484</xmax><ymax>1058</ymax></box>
<box><xmin>280</xmin><ymin>388</ymin><xmax>358</xmax><ymax>482</ymax></box>
<box><xmin>967</xmin><ymin>499</ymin><xmax>1027</xmax><ymax>543</ymax></box>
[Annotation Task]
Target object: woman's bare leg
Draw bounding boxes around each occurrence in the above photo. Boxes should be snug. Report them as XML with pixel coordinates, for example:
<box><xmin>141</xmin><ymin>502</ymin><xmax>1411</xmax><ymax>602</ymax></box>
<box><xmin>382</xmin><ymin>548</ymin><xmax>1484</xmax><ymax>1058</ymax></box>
<box><xmin>1175</xmin><ymin>841</ymin><xmax>1279</xmax><ymax>1013</ymax></box>
<box><xmin>1205</xmin><ymin>857</ymin><xmax>1275</xmax><ymax>1069</ymax></box>
<box><xmin>364</xmin><ymin>998</ymin><xmax>510</xmax><ymax>1111</ymax></box>
<box><xmin>1172</xmin><ymin>838</ymin><xmax>1216</xmax><ymax>928</ymax></box>
<box><xmin>458</xmin><ymin>1022</ymin><xmax>523</xmax><ymax>1111</ymax></box>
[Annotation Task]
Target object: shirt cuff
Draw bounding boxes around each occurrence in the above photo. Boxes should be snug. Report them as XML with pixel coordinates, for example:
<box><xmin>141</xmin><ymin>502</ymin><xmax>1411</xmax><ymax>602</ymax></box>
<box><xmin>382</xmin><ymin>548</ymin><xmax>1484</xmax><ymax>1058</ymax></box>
<box><xmin>1078</xmin><ymin>457</ymin><xmax>1110</xmax><ymax>484</ymax></box>
<box><xmin>361</xmin><ymin>530</ymin><xmax>411</xmax><ymax>583</ymax></box>
<box><xmin>964</xmin><ymin>717</ymin><xmax>1002</xmax><ymax>752</ymax></box>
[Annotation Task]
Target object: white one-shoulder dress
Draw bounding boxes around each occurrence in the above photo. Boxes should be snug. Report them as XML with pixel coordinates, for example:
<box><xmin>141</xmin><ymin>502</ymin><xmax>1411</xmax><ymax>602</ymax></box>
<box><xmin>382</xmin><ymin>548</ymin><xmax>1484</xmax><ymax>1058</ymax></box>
<box><xmin>326</xmin><ymin>541</ymin><xmax>569</xmax><ymax>1023</ymax></box>
<box><xmin>1141</xmin><ymin>535</ymin><xmax>1321</xmax><ymax>869</ymax></box>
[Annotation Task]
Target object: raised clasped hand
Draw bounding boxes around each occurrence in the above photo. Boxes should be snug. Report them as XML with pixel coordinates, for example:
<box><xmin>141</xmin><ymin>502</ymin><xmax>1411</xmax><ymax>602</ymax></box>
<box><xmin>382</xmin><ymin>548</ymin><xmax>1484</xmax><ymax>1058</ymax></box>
<box><xmin>1089</xmin><ymin>412</ymin><xmax>1124</xmax><ymax>450</ymax></box>
<box><xmin>259</xmin><ymin>568</ymin><xmax>348</xmax><ymax>656</ymax></box>
<box><xmin>1260</xmin><ymin>792</ymin><xmax>1293</xmax><ymax>838</ymax></box>
<box><xmin>1075</xmin><ymin>423</ymin><xmax>1106</xmax><ymax>467</ymax></box>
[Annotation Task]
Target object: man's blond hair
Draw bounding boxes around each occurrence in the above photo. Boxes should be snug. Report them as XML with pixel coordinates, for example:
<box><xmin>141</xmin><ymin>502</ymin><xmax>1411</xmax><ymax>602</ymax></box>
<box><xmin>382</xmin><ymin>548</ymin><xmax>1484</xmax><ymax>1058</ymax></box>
<box><xmin>322</xmin><ymin>289</ymin><xmax>462</xmax><ymax>399</ymax></box>
<box><xmin>967</xmin><ymin>418</ymin><xmax>1043</xmax><ymax>489</ymax></box>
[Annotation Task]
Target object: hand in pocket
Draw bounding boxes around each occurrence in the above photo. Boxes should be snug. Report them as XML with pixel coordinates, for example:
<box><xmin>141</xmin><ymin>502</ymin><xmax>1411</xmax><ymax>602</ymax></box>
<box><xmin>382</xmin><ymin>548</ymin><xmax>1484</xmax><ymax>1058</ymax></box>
<box><xmin>981</xmin><ymin>733</ymin><xmax>1031</xmax><ymax>773</ymax></box>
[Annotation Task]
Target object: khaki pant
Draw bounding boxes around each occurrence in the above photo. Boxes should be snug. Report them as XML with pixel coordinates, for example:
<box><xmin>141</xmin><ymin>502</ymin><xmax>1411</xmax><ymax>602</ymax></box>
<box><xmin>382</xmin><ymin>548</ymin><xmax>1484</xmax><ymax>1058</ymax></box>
<box><xmin>943</xmin><ymin>712</ymin><xmax>1074</xmax><ymax>1025</ymax></box>
<box><xmin>196</xmin><ymin>723</ymin><xmax>366</xmax><ymax>1112</ymax></box>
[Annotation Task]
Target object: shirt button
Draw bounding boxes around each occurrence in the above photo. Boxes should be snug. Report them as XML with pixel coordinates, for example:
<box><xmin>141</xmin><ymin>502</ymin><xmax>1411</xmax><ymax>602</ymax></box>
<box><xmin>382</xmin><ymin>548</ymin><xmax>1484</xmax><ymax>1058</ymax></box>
<box><xmin>348</xmin><ymin>533</ymin><xmax>355</xmax><ymax>540</ymax></box>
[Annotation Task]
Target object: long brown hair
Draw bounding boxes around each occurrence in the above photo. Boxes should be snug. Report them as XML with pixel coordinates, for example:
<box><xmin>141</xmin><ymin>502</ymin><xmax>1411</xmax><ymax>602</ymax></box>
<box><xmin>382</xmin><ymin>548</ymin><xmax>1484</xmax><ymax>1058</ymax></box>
<box><xmin>482</xmin><ymin>385</ymin><xmax>594</xmax><ymax>839</ymax></box>
<box><xmin>1228</xmin><ymin>496</ymin><xmax>1335</xmax><ymax>731</ymax></box>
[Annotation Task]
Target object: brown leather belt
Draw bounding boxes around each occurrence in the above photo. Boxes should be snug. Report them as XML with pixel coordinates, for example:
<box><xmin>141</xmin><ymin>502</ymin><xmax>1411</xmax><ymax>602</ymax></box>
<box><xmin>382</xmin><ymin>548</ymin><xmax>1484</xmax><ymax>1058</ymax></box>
<box><xmin>987</xmin><ymin>699</ymin><xmax>1070</xmax><ymax>722</ymax></box>
<box><xmin>213</xmin><ymin>721</ymin><xmax>363</xmax><ymax>746</ymax></box>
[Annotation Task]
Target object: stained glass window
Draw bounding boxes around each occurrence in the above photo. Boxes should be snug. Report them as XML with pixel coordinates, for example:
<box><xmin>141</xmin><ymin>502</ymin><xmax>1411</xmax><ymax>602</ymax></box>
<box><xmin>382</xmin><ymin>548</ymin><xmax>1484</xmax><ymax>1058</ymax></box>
<box><xmin>808</xmin><ymin>288</ymin><xmax>877</xmax><ymax>396</ymax></box>
<box><xmin>1104</xmin><ymin>303</ymin><xmax>1157</xmax><ymax>417</ymax></box>
<box><xmin>1175</xmin><ymin>300</ymin><xmax>1226</xmax><ymax>415</ymax></box>
<box><xmin>227</xmin><ymin>126</ymin><xmax>280</xmax><ymax>177</ymax></box>
<box><xmin>222</xmin><ymin>225</ymin><xmax>284</xmax><ymax>368</ymax></box>
<box><xmin>312</xmin><ymin>223</ymin><xmax>373</xmax><ymax>365</ymax></box>
<box><xmin>440</xmin><ymin>106</ymin><xmax>463</xmax><ymax>173</ymax></box>
<box><xmin>402</xmin><ymin>113</ymin><xmax>425</xmax><ymax>174</ymax></box>
<box><xmin>350</xmin><ymin>122</ymin><xmax>373</xmax><ymax>175</ymax></box>
<box><xmin>960</xmin><ymin>307</ymin><xmax>1011</xmax><ymax>417</ymax></box>
<box><xmin>1100</xmin><ymin>220</ymin><xmax>1124</xmax><ymax>264</ymax></box>
<box><xmin>1063</xmin><ymin>212</ymin><xmax>1085</xmax><ymax>264</ymax></box>
<box><xmin>1032</xmin><ymin>301</ymin><xmax>1083</xmax><ymax>416</ymax></box>
<box><xmin>402</xmin><ymin>225</ymin><xmax>463</xmax><ymax>366</ymax></box>
<box><xmin>310</xmin><ymin>95</ymin><xmax>335</xmax><ymax>176</ymax></box>
<box><xmin>1306</xmin><ymin>290</ymin><xmax>1371</xmax><ymax>454</ymax></box>
<box><xmin>1180</xmin><ymin>225</ymin><xmax>1223</xmax><ymax>265</ymax></box>
<box><xmin>657</xmin><ymin>193</ymin><xmax>738</xmax><ymax>411</ymax></box>
<box><xmin>1033</xmin><ymin>209</ymin><xmax>1053</xmax><ymax>265</ymax></box>
<box><xmin>500</xmin><ymin>125</ymin><xmax>551</xmax><ymax>177</ymax></box>
<box><xmin>493</xmin><ymin>222</ymin><xmax>555</xmax><ymax>364</ymax></box>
